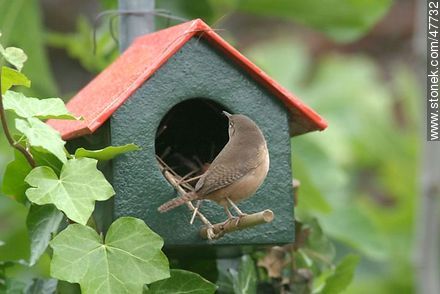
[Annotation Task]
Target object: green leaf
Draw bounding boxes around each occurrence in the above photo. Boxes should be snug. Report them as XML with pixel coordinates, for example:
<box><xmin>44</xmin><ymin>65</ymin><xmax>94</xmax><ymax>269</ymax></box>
<box><xmin>2</xmin><ymin>150</ymin><xmax>32</xmax><ymax>203</ymax></box>
<box><xmin>216</xmin><ymin>259</ymin><xmax>235</xmax><ymax>293</ymax></box>
<box><xmin>4</xmin><ymin>278</ymin><xmax>31</xmax><ymax>293</ymax></box>
<box><xmin>245</xmin><ymin>40</ymin><xmax>310</xmax><ymax>93</ymax></box>
<box><xmin>0</xmin><ymin>44</ymin><xmax>27</xmax><ymax>71</ymax></box>
<box><xmin>146</xmin><ymin>269</ymin><xmax>217</xmax><ymax>293</ymax></box>
<box><xmin>1</xmin><ymin>66</ymin><xmax>30</xmax><ymax>94</ymax></box>
<box><xmin>0</xmin><ymin>255</ymin><xmax>53</xmax><ymax>293</ymax></box>
<box><xmin>4</xmin><ymin>91</ymin><xmax>78</xmax><ymax>120</ymax></box>
<box><xmin>15</xmin><ymin>117</ymin><xmax>67</xmax><ymax>163</ymax></box>
<box><xmin>26</xmin><ymin>204</ymin><xmax>63</xmax><ymax>266</ymax></box>
<box><xmin>99</xmin><ymin>0</ymin><xmax>117</xmax><ymax>9</ymax></box>
<box><xmin>50</xmin><ymin>217</ymin><xmax>170</xmax><ymax>294</ymax></box>
<box><xmin>27</xmin><ymin>279</ymin><xmax>58</xmax><ymax>294</ymax></box>
<box><xmin>25</xmin><ymin>158</ymin><xmax>115</xmax><ymax>225</ymax></box>
<box><xmin>230</xmin><ymin>255</ymin><xmax>257</xmax><ymax>294</ymax></box>
<box><xmin>292</xmin><ymin>156</ymin><xmax>332</xmax><ymax>213</ymax></box>
<box><xmin>320</xmin><ymin>206</ymin><xmax>386</xmax><ymax>260</ymax></box>
<box><xmin>221</xmin><ymin>0</ymin><xmax>392</xmax><ymax>42</ymax></box>
<box><xmin>322</xmin><ymin>254</ymin><xmax>360</xmax><ymax>294</ymax></box>
<box><xmin>1</xmin><ymin>147</ymin><xmax>64</xmax><ymax>200</ymax></box>
<box><xmin>56</xmin><ymin>281</ymin><xmax>81</xmax><ymax>294</ymax></box>
<box><xmin>75</xmin><ymin>144</ymin><xmax>140</xmax><ymax>161</ymax></box>
<box><xmin>32</xmin><ymin>146</ymin><xmax>64</xmax><ymax>175</ymax></box>
<box><xmin>303</xmin><ymin>218</ymin><xmax>336</xmax><ymax>266</ymax></box>
<box><xmin>0</xmin><ymin>197</ymin><xmax>30</xmax><ymax>261</ymax></box>
<box><xmin>46</xmin><ymin>16</ymin><xmax>119</xmax><ymax>73</ymax></box>
<box><xmin>0</xmin><ymin>0</ymin><xmax>58</xmax><ymax>96</ymax></box>
<box><xmin>156</xmin><ymin>0</ymin><xmax>215</xmax><ymax>23</ymax></box>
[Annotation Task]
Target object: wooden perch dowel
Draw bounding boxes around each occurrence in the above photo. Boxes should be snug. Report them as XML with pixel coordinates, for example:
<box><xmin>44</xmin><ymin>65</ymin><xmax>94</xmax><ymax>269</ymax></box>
<box><xmin>200</xmin><ymin>210</ymin><xmax>274</xmax><ymax>240</ymax></box>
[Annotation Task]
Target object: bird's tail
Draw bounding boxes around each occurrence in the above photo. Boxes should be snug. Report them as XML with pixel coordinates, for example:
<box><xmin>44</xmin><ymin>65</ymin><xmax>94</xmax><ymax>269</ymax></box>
<box><xmin>158</xmin><ymin>192</ymin><xmax>198</xmax><ymax>212</ymax></box>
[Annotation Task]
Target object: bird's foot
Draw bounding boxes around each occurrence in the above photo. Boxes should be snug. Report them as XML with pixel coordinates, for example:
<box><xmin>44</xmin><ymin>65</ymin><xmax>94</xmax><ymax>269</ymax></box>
<box><xmin>223</xmin><ymin>213</ymin><xmax>247</xmax><ymax>226</ymax></box>
<box><xmin>234</xmin><ymin>213</ymin><xmax>248</xmax><ymax>226</ymax></box>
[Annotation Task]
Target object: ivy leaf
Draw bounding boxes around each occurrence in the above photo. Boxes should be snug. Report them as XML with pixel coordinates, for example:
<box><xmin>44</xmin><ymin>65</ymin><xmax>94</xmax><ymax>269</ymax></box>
<box><xmin>26</xmin><ymin>204</ymin><xmax>63</xmax><ymax>266</ymax></box>
<box><xmin>56</xmin><ymin>281</ymin><xmax>81</xmax><ymax>293</ymax></box>
<box><xmin>145</xmin><ymin>269</ymin><xmax>217</xmax><ymax>294</ymax></box>
<box><xmin>229</xmin><ymin>255</ymin><xmax>257</xmax><ymax>294</ymax></box>
<box><xmin>25</xmin><ymin>158</ymin><xmax>115</xmax><ymax>225</ymax></box>
<box><xmin>302</xmin><ymin>218</ymin><xmax>336</xmax><ymax>266</ymax></box>
<box><xmin>6</xmin><ymin>143</ymin><xmax>64</xmax><ymax>178</ymax></box>
<box><xmin>216</xmin><ymin>259</ymin><xmax>235</xmax><ymax>293</ymax></box>
<box><xmin>1</xmin><ymin>66</ymin><xmax>30</xmax><ymax>94</ymax></box>
<box><xmin>32</xmin><ymin>146</ymin><xmax>64</xmax><ymax>175</ymax></box>
<box><xmin>320</xmin><ymin>206</ymin><xmax>386</xmax><ymax>260</ymax></box>
<box><xmin>15</xmin><ymin>117</ymin><xmax>67</xmax><ymax>163</ymax></box>
<box><xmin>0</xmin><ymin>197</ymin><xmax>30</xmax><ymax>261</ymax></box>
<box><xmin>322</xmin><ymin>254</ymin><xmax>360</xmax><ymax>294</ymax></box>
<box><xmin>50</xmin><ymin>217</ymin><xmax>170</xmax><ymax>294</ymax></box>
<box><xmin>0</xmin><ymin>0</ymin><xmax>58</xmax><ymax>96</ymax></box>
<box><xmin>75</xmin><ymin>144</ymin><xmax>140</xmax><ymax>161</ymax></box>
<box><xmin>27</xmin><ymin>278</ymin><xmax>58</xmax><ymax>294</ymax></box>
<box><xmin>4</xmin><ymin>91</ymin><xmax>78</xmax><ymax>120</ymax></box>
<box><xmin>4</xmin><ymin>279</ymin><xmax>31</xmax><ymax>293</ymax></box>
<box><xmin>2</xmin><ymin>150</ymin><xmax>32</xmax><ymax>203</ymax></box>
<box><xmin>0</xmin><ymin>44</ymin><xmax>27</xmax><ymax>71</ymax></box>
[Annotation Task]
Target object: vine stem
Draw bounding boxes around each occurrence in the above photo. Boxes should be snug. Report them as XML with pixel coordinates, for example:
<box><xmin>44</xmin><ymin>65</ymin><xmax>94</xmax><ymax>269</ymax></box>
<box><xmin>0</xmin><ymin>71</ymin><xmax>36</xmax><ymax>168</ymax></box>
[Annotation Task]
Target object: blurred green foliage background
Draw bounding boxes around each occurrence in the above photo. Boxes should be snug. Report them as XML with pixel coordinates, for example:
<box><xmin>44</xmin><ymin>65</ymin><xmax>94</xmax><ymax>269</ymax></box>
<box><xmin>0</xmin><ymin>0</ymin><xmax>424</xmax><ymax>293</ymax></box>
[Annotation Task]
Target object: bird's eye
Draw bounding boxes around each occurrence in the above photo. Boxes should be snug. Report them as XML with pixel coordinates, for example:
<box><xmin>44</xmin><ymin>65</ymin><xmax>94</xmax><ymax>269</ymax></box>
<box><xmin>229</xmin><ymin>122</ymin><xmax>234</xmax><ymax>128</ymax></box>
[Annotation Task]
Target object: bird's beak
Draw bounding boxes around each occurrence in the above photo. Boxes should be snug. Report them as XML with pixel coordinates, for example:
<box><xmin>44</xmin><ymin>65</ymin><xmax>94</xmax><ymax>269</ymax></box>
<box><xmin>222</xmin><ymin>111</ymin><xmax>232</xmax><ymax>118</ymax></box>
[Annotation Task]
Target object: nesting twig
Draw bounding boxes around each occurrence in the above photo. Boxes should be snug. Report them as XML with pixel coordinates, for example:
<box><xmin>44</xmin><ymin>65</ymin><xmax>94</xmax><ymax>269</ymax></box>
<box><xmin>190</xmin><ymin>200</ymin><xmax>201</xmax><ymax>225</ymax></box>
<box><xmin>157</xmin><ymin>156</ymin><xmax>216</xmax><ymax>239</ymax></box>
<box><xmin>178</xmin><ymin>174</ymin><xmax>204</xmax><ymax>185</ymax></box>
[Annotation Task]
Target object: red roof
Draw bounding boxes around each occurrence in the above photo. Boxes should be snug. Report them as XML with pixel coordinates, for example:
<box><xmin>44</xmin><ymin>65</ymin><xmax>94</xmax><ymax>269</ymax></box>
<box><xmin>49</xmin><ymin>19</ymin><xmax>327</xmax><ymax>140</ymax></box>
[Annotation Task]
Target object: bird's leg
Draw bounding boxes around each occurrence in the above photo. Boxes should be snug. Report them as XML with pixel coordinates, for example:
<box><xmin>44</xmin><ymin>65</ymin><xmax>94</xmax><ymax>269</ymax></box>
<box><xmin>225</xmin><ymin>197</ymin><xmax>248</xmax><ymax>226</ymax></box>
<box><xmin>220</xmin><ymin>203</ymin><xmax>240</xmax><ymax>228</ymax></box>
<box><xmin>223</xmin><ymin>203</ymin><xmax>235</xmax><ymax>220</ymax></box>
<box><xmin>226</xmin><ymin>197</ymin><xmax>247</xmax><ymax>217</ymax></box>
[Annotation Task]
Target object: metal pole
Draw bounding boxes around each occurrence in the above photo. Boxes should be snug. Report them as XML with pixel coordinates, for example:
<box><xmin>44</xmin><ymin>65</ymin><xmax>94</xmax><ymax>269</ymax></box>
<box><xmin>118</xmin><ymin>0</ymin><xmax>155</xmax><ymax>52</ymax></box>
<box><xmin>413</xmin><ymin>0</ymin><xmax>440</xmax><ymax>293</ymax></box>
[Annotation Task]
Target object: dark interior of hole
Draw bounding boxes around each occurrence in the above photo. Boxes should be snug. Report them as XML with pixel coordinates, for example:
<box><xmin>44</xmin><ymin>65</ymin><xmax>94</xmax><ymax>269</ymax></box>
<box><xmin>155</xmin><ymin>99</ymin><xmax>230</xmax><ymax>186</ymax></box>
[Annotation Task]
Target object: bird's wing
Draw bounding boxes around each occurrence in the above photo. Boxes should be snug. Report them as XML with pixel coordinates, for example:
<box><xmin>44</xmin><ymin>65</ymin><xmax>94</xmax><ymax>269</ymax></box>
<box><xmin>195</xmin><ymin>143</ymin><xmax>268</xmax><ymax>197</ymax></box>
<box><xmin>195</xmin><ymin>163</ymin><xmax>252</xmax><ymax>196</ymax></box>
<box><xmin>195</xmin><ymin>137</ymin><xmax>267</xmax><ymax>196</ymax></box>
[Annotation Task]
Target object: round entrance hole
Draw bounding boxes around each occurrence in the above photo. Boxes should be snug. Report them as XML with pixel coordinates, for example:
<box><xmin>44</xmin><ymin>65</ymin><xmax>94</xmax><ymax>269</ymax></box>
<box><xmin>155</xmin><ymin>98</ymin><xmax>230</xmax><ymax>187</ymax></box>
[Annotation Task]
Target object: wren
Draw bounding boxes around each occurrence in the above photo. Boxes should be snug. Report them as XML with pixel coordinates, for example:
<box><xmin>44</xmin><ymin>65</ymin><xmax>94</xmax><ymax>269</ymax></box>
<box><xmin>158</xmin><ymin>111</ymin><xmax>270</xmax><ymax>220</ymax></box>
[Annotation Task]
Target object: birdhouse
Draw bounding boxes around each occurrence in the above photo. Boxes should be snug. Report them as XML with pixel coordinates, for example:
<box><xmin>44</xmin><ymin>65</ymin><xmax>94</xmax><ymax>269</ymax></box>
<box><xmin>49</xmin><ymin>19</ymin><xmax>327</xmax><ymax>249</ymax></box>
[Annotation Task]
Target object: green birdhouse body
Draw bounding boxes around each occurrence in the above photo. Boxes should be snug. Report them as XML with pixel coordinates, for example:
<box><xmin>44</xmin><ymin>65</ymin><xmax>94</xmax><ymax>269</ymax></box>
<box><xmin>49</xmin><ymin>19</ymin><xmax>327</xmax><ymax>250</ymax></box>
